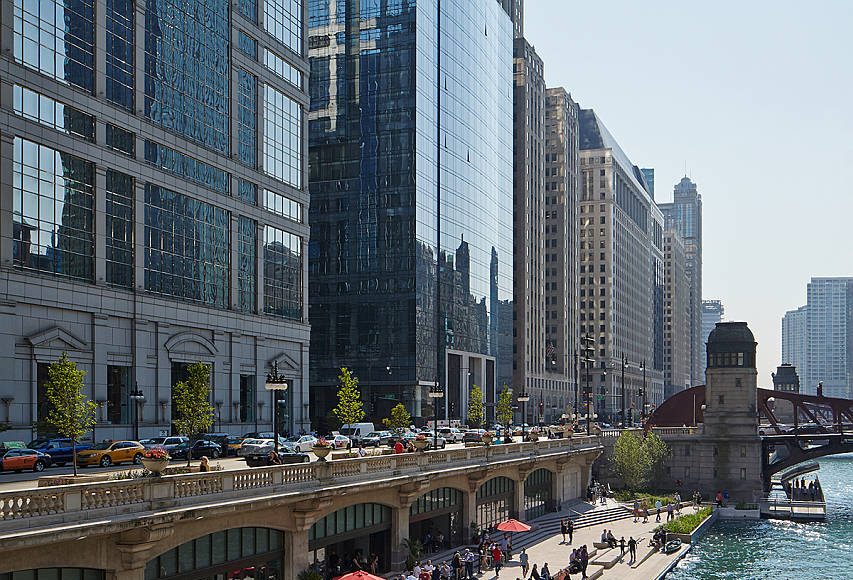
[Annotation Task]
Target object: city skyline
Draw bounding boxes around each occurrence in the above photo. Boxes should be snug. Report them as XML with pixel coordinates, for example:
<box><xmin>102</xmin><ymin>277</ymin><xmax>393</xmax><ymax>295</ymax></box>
<box><xmin>527</xmin><ymin>0</ymin><xmax>853</xmax><ymax>386</ymax></box>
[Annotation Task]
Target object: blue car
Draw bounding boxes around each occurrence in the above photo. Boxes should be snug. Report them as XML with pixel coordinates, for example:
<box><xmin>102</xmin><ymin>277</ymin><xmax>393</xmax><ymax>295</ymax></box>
<box><xmin>27</xmin><ymin>438</ymin><xmax>92</xmax><ymax>467</ymax></box>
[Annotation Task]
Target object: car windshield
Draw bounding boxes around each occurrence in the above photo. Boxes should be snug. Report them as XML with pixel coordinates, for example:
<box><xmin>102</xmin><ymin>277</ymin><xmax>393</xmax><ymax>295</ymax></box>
<box><xmin>146</xmin><ymin>437</ymin><xmax>167</xmax><ymax>445</ymax></box>
<box><xmin>27</xmin><ymin>439</ymin><xmax>50</xmax><ymax>448</ymax></box>
<box><xmin>285</xmin><ymin>436</ymin><xmax>299</xmax><ymax>442</ymax></box>
<box><xmin>242</xmin><ymin>439</ymin><xmax>265</xmax><ymax>445</ymax></box>
<box><xmin>92</xmin><ymin>442</ymin><xmax>113</xmax><ymax>450</ymax></box>
<box><xmin>366</xmin><ymin>432</ymin><xmax>382</xmax><ymax>438</ymax></box>
<box><xmin>281</xmin><ymin>444</ymin><xmax>297</xmax><ymax>453</ymax></box>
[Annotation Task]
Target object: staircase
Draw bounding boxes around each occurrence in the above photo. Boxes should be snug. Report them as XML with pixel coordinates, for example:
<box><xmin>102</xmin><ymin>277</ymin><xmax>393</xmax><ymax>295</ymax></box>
<box><xmin>510</xmin><ymin>502</ymin><xmax>634</xmax><ymax>551</ymax></box>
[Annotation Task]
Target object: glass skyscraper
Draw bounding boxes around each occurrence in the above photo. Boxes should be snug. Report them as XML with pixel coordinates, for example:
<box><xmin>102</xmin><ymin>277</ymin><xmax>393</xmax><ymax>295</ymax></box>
<box><xmin>307</xmin><ymin>0</ymin><xmax>514</xmax><ymax>423</ymax></box>
<box><xmin>1</xmin><ymin>0</ymin><xmax>310</xmax><ymax>439</ymax></box>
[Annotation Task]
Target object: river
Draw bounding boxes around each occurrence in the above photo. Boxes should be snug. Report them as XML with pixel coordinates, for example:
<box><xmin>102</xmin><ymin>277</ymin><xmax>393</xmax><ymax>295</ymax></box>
<box><xmin>666</xmin><ymin>453</ymin><xmax>853</xmax><ymax>580</ymax></box>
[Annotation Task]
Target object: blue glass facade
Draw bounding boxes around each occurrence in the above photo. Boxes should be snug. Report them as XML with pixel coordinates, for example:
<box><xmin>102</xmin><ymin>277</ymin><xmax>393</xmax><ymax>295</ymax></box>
<box><xmin>237</xmin><ymin>70</ymin><xmax>258</xmax><ymax>167</ymax></box>
<box><xmin>144</xmin><ymin>0</ymin><xmax>230</xmax><ymax>152</ymax></box>
<box><xmin>105</xmin><ymin>169</ymin><xmax>135</xmax><ymax>288</ymax></box>
<box><xmin>106</xmin><ymin>0</ymin><xmax>135</xmax><ymax>109</ymax></box>
<box><xmin>238</xmin><ymin>216</ymin><xmax>258</xmax><ymax>313</ymax></box>
<box><xmin>308</xmin><ymin>0</ymin><xmax>513</xmax><ymax>421</ymax></box>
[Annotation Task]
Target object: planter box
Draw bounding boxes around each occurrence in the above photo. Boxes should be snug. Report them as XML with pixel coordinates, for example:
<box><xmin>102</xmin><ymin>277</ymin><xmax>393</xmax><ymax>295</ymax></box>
<box><xmin>38</xmin><ymin>474</ymin><xmax>112</xmax><ymax>487</ymax></box>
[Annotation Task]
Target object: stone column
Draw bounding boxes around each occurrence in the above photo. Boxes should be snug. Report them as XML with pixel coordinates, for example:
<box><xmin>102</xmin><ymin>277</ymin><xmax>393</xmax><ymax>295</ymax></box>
<box><xmin>284</xmin><ymin>530</ymin><xmax>310</xmax><ymax>580</ymax></box>
<box><xmin>461</xmin><ymin>488</ymin><xmax>477</xmax><ymax>543</ymax></box>
<box><xmin>390</xmin><ymin>505</ymin><xmax>410</xmax><ymax>569</ymax></box>
<box><xmin>514</xmin><ymin>478</ymin><xmax>525</xmax><ymax>520</ymax></box>
<box><xmin>112</xmin><ymin>568</ymin><xmax>145</xmax><ymax>580</ymax></box>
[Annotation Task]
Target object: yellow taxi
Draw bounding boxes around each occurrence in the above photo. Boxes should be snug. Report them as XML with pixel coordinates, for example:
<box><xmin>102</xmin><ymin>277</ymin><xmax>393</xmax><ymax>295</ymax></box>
<box><xmin>77</xmin><ymin>440</ymin><xmax>145</xmax><ymax>467</ymax></box>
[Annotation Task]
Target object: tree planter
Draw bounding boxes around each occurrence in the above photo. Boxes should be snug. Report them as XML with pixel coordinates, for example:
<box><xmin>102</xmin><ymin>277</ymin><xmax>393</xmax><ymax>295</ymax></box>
<box><xmin>481</xmin><ymin>433</ymin><xmax>494</xmax><ymax>446</ymax></box>
<box><xmin>313</xmin><ymin>445</ymin><xmax>332</xmax><ymax>461</ymax></box>
<box><xmin>413</xmin><ymin>439</ymin><xmax>429</xmax><ymax>451</ymax></box>
<box><xmin>140</xmin><ymin>458</ymin><xmax>169</xmax><ymax>475</ymax></box>
<box><xmin>528</xmin><ymin>432</ymin><xmax>539</xmax><ymax>442</ymax></box>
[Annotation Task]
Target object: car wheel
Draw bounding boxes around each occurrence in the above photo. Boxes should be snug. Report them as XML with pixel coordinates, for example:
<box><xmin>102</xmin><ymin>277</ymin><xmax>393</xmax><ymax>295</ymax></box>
<box><xmin>133</xmin><ymin>453</ymin><xmax>143</xmax><ymax>464</ymax></box>
<box><xmin>100</xmin><ymin>455</ymin><xmax>112</xmax><ymax>467</ymax></box>
<box><xmin>302</xmin><ymin>455</ymin><xmax>310</xmax><ymax>463</ymax></box>
<box><xmin>33</xmin><ymin>460</ymin><xmax>45</xmax><ymax>472</ymax></box>
<box><xmin>211</xmin><ymin>449</ymin><xmax>220</xmax><ymax>459</ymax></box>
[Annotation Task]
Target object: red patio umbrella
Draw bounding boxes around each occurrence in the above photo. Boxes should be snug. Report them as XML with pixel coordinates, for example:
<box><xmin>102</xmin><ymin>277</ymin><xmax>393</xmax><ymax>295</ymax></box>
<box><xmin>334</xmin><ymin>572</ymin><xmax>385</xmax><ymax>580</ymax></box>
<box><xmin>496</xmin><ymin>518</ymin><xmax>532</xmax><ymax>532</ymax></box>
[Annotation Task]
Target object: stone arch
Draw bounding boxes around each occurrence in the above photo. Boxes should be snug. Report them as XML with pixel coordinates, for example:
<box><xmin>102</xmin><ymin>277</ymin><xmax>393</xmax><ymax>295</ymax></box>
<box><xmin>475</xmin><ymin>475</ymin><xmax>516</xmax><ymax>528</ymax></box>
<box><xmin>164</xmin><ymin>332</ymin><xmax>217</xmax><ymax>362</ymax></box>
<box><xmin>309</xmin><ymin>491</ymin><xmax>399</xmax><ymax>525</ymax></box>
<box><xmin>523</xmin><ymin>468</ymin><xmax>555</xmax><ymax>519</ymax></box>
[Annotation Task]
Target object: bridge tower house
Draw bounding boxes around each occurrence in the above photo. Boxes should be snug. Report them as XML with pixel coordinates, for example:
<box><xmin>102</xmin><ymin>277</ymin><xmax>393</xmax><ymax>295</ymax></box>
<box><xmin>703</xmin><ymin>321</ymin><xmax>764</xmax><ymax>502</ymax></box>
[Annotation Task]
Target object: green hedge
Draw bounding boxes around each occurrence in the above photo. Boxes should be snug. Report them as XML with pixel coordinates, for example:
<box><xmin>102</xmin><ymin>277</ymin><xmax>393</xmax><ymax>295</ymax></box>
<box><xmin>660</xmin><ymin>507</ymin><xmax>712</xmax><ymax>534</ymax></box>
<box><xmin>613</xmin><ymin>490</ymin><xmax>675</xmax><ymax>506</ymax></box>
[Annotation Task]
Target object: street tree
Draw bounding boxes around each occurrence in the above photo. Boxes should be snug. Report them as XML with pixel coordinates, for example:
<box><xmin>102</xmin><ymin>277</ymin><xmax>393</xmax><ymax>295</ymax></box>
<box><xmin>496</xmin><ymin>385</ymin><xmax>514</xmax><ymax>439</ymax></box>
<box><xmin>172</xmin><ymin>362</ymin><xmax>214</xmax><ymax>465</ymax></box>
<box><xmin>332</xmin><ymin>367</ymin><xmax>365</xmax><ymax>426</ymax></box>
<box><xmin>611</xmin><ymin>430</ymin><xmax>671</xmax><ymax>491</ymax></box>
<box><xmin>44</xmin><ymin>352</ymin><xmax>97</xmax><ymax>476</ymax></box>
<box><xmin>467</xmin><ymin>384</ymin><xmax>484</xmax><ymax>428</ymax></box>
<box><xmin>644</xmin><ymin>430</ymin><xmax>671</xmax><ymax>482</ymax></box>
<box><xmin>383</xmin><ymin>403</ymin><xmax>412</xmax><ymax>434</ymax></box>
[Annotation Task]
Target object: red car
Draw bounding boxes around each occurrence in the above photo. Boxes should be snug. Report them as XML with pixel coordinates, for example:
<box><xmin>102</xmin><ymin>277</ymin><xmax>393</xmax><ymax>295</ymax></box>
<box><xmin>0</xmin><ymin>448</ymin><xmax>51</xmax><ymax>472</ymax></box>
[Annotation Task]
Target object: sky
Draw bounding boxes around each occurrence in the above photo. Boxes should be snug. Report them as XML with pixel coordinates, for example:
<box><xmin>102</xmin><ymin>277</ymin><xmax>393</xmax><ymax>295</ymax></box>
<box><xmin>526</xmin><ymin>0</ymin><xmax>853</xmax><ymax>386</ymax></box>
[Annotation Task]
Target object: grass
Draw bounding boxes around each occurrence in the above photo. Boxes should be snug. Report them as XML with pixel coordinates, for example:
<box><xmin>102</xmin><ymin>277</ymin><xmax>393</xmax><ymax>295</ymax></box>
<box><xmin>660</xmin><ymin>507</ymin><xmax>712</xmax><ymax>534</ymax></box>
<box><xmin>614</xmin><ymin>489</ymin><xmax>675</xmax><ymax>506</ymax></box>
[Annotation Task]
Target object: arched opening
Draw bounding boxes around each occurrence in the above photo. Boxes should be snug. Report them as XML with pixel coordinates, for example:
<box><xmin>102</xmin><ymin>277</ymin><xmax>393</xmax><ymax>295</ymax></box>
<box><xmin>144</xmin><ymin>527</ymin><xmax>283</xmax><ymax>580</ymax></box>
<box><xmin>524</xmin><ymin>468</ymin><xmax>554</xmax><ymax>520</ymax></box>
<box><xmin>1</xmin><ymin>570</ymin><xmax>104</xmax><ymax>580</ymax></box>
<box><xmin>476</xmin><ymin>476</ymin><xmax>515</xmax><ymax>530</ymax></box>
<box><xmin>409</xmin><ymin>487</ymin><xmax>463</xmax><ymax>554</ymax></box>
<box><xmin>309</xmin><ymin>503</ymin><xmax>392</xmax><ymax>575</ymax></box>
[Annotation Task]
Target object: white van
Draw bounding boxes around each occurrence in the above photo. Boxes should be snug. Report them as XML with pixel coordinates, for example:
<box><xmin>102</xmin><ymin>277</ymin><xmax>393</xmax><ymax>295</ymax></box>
<box><xmin>339</xmin><ymin>423</ymin><xmax>376</xmax><ymax>446</ymax></box>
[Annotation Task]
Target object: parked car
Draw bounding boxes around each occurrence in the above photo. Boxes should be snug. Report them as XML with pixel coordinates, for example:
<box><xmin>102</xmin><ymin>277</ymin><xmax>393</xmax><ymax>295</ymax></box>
<box><xmin>224</xmin><ymin>435</ymin><xmax>245</xmax><ymax>456</ymax></box>
<box><xmin>339</xmin><ymin>423</ymin><xmax>376</xmax><ymax>446</ymax></box>
<box><xmin>438</xmin><ymin>427</ymin><xmax>464</xmax><ymax>443</ymax></box>
<box><xmin>239</xmin><ymin>438</ymin><xmax>275</xmax><ymax>457</ymax></box>
<box><xmin>242</xmin><ymin>431</ymin><xmax>276</xmax><ymax>440</ymax></box>
<box><xmin>362</xmin><ymin>431</ymin><xmax>394</xmax><ymax>447</ymax></box>
<box><xmin>0</xmin><ymin>448</ymin><xmax>51</xmax><ymax>472</ymax></box>
<box><xmin>26</xmin><ymin>438</ymin><xmax>92</xmax><ymax>467</ymax></box>
<box><xmin>139</xmin><ymin>436</ymin><xmax>189</xmax><ymax>453</ymax></box>
<box><xmin>331</xmin><ymin>434</ymin><xmax>352</xmax><ymax>449</ymax></box>
<box><xmin>170</xmin><ymin>440</ymin><xmax>223</xmax><ymax>460</ymax></box>
<box><xmin>285</xmin><ymin>435</ymin><xmax>317</xmax><ymax>452</ymax></box>
<box><xmin>462</xmin><ymin>429</ymin><xmax>487</xmax><ymax>444</ymax></box>
<box><xmin>401</xmin><ymin>432</ymin><xmax>446</xmax><ymax>449</ymax></box>
<box><xmin>77</xmin><ymin>441</ymin><xmax>144</xmax><ymax>467</ymax></box>
<box><xmin>245</xmin><ymin>444</ymin><xmax>310</xmax><ymax>466</ymax></box>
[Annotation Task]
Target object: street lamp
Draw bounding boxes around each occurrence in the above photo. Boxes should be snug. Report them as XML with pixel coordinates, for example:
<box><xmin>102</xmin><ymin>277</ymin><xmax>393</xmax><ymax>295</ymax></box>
<box><xmin>517</xmin><ymin>391</ymin><xmax>530</xmax><ymax>442</ymax></box>
<box><xmin>215</xmin><ymin>401</ymin><xmax>223</xmax><ymax>430</ymax></box>
<box><xmin>639</xmin><ymin>360</ymin><xmax>647</xmax><ymax>425</ymax></box>
<box><xmin>581</xmin><ymin>334</ymin><xmax>595</xmax><ymax>436</ymax></box>
<box><xmin>130</xmin><ymin>385</ymin><xmax>145</xmax><ymax>441</ymax></box>
<box><xmin>265</xmin><ymin>361</ymin><xmax>289</xmax><ymax>454</ymax></box>
<box><xmin>620</xmin><ymin>354</ymin><xmax>628</xmax><ymax>428</ymax></box>
<box><xmin>428</xmin><ymin>383</ymin><xmax>444</xmax><ymax>450</ymax></box>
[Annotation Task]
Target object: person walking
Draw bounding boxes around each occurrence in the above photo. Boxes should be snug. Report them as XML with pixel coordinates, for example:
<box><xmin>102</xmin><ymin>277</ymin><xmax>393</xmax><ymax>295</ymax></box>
<box><xmin>567</xmin><ymin>518</ymin><xmax>574</xmax><ymax>544</ymax></box>
<box><xmin>619</xmin><ymin>537</ymin><xmax>626</xmax><ymax>556</ymax></box>
<box><xmin>642</xmin><ymin>502</ymin><xmax>649</xmax><ymax>524</ymax></box>
<box><xmin>491</xmin><ymin>545</ymin><xmax>503</xmax><ymax>577</ymax></box>
<box><xmin>560</xmin><ymin>519</ymin><xmax>568</xmax><ymax>543</ymax></box>
<box><xmin>579</xmin><ymin>546</ymin><xmax>588</xmax><ymax>580</ymax></box>
<box><xmin>655</xmin><ymin>499</ymin><xmax>662</xmax><ymax>522</ymax></box>
<box><xmin>633</xmin><ymin>499</ymin><xmax>640</xmax><ymax>522</ymax></box>
<box><xmin>529</xmin><ymin>564</ymin><xmax>539</xmax><ymax>580</ymax></box>
<box><xmin>628</xmin><ymin>537</ymin><xmax>637</xmax><ymax>564</ymax></box>
<box><xmin>667</xmin><ymin>502</ymin><xmax>674</xmax><ymax>522</ymax></box>
<box><xmin>519</xmin><ymin>548</ymin><xmax>529</xmax><ymax>578</ymax></box>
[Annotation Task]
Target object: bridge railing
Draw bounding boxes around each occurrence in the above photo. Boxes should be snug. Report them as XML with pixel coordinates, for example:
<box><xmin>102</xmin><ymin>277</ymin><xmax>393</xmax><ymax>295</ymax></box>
<box><xmin>0</xmin><ymin>435</ymin><xmax>602</xmax><ymax>532</ymax></box>
<box><xmin>651</xmin><ymin>426</ymin><xmax>698</xmax><ymax>436</ymax></box>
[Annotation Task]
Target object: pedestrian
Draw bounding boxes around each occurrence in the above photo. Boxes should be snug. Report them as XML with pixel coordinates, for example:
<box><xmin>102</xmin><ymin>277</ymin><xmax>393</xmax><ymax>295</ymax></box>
<box><xmin>491</xmin><ymin>545</ymin><xmax>503</xmax><ymax>577</ymax></box>
<box><xmin>667</xmin><ymin>502</ymin><xmax>674</xmax><ymax>522</ymax></box>
<box><xmin>540</xmin><ymin>563</ymin><xmax>551</xmax><ymax>580</ymax></box>
<box><xmin>655</xmin><ymin>499</ymin><xmax>662</xmax><ymax>522</ymax></box>
<box><xmin>199</xmin><ymin>456</ymin><xmax>210</xmax><ymax>472</ymax></box>
<box><xmin>633</xmin><ymin>499</ymin><xmax>640</xmax><ymax>522</ymax></box>
<box><xmin>628</xmin><ymin>537</ymin><xmax>637</xmax><ymax>563</ymax></box>
<box><xmin>619</xmin><ymin>537</ymin><xmax>626</xmax><ymax>556</ymax></box>
<box><xmin>642</xmin><ymin>502</ymin><xmax>649</xmax><ymax>524</ymax></box>
<box><xmin>580</xmin><ymin>546</ymin><xmax>588</xmax><ymax>579</ymax></box>
<box><xmin>452</xmin><ymin>552</ymin><xmax>462</xmax><ymax>580</ymax></box>
<box><xmin>567</xmin><ymin>518</ymin><xmax>574</xmax><ymax>544</ymax></box>
<box><xmin>464</xmin><ymin>549</ymin><xmax>474</xmax><ymax>580</ymax></box>
<box><xmin>519</xmin><ymin>548</ymin><xmax>529</xmax><ymax>577</ymax></box>
<box><xmin>560</xmin><ymin>519</ymin><xmax>568</xmax><ymax>543</ymax></box>
<box><xmin>357</xmin><ymin>444</ymin><xmax>367</xmax><ymax>457</ymax></box>
<box><xmin>715</xmin><ymin>490</ymin><xmax>723</xmax><ymax>507</ymax></box>
<box><xmin>394</xmin><ymin>440</ymin><xmax>404</xmax><ymax>454</ymax></box>
<box><xmin>529</xmin><ymin>564</ymin><xmax>540</xmax><ymax>580</ymax></box>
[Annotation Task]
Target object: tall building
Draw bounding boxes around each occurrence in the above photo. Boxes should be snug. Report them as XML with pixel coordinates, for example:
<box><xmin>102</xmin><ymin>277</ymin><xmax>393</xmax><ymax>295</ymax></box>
<box><xmin>0</xmin><ymin>0</ymin><xmax>311</xmax><ymax>440</ymax></box>
<box><xmin>641</xmin><ymin>168</ymin><xmax>655</xmax><ymax>199</ymax></box>
<box><xmin>701</xmin><ymin>299</ymin><xmax>725</xmax><ymax>362</ymax></box>
<box><xmin>543</xmin><ymin>87</ymin><xmax>580</xmax><ymax>419</ymax></box>
<box><xmin>512</xmin><ymin>38</ymin><xmax>548</xmax><ymax>417</ymax></box>
<box><xmin>578</xmin><ymin>110</ymin><xmax>664</xmax><ymax>423</ymax></box>
<box><xmin>781</xmin><ymin>305</ymin><xmax>807</xmax><ymax>376</ymax></box>
<box><xmin>663</xmin><ymin>228</ymin><xmax>691</xmax><ymax>398</ymax></box>
<box><xmin>800</xmin><ymin>278</ymin><xmax>853</xmax><ymax>398</ymax></box>
<box><xmin>307</xmin><ymin>0</ymin><xmax>514</xmax><ymax>424</ymax></box>
<box><xmin>659</xmin><ymin>176</ymin><xmax>703</xmax><ymax>386</ymax></box>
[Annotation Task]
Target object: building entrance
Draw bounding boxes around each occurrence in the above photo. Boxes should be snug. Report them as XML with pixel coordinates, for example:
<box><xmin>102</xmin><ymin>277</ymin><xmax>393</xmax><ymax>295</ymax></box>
<box><xmin>409</xmin><ymin>487</ymin><xmax>463</xmax><ymax>554</ymax></box>
<box><xmin>308</xmin><ymin>503</ymin><xmax>392</xmax><ymax>576</ymax></box>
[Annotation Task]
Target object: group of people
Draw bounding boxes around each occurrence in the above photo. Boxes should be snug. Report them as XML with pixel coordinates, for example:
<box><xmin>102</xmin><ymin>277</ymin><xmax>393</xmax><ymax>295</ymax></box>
<box><xmin>585</xmin><ymin>481</ymin><xmax>611</xmax><ymax>505</ymax></box>
<box><xmin>632</xmin><ymin>492</ymin><xmax>682</xmax><ymax>524</ymax></box>
<box><xmin>324</xmin><ymin>550</ymin><xmax>380</xmax><ymax>579</ymax></box>
<box><xmin>786</xmin><ymin>477</ymin><xmax>822</xmax><ymax>501</ymax></box>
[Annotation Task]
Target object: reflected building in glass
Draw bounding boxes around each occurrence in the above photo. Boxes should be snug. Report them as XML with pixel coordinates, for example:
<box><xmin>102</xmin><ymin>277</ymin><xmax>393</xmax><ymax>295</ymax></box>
<box><xmin>0</xmin><ymin>0</ymin><xmax>311</xmax><ymax>439</ymax></box>
<box><xmin>307</xmin><ymin>0</ymin><xmax>514</xmax><ymax>424</ymax></box>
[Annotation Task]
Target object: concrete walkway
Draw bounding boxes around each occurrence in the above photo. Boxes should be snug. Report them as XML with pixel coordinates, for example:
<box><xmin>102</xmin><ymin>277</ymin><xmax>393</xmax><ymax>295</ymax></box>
<box><xmin>454</xmin><ymin>503</ymin><xmax>692</xmax><ymax>580</ymax></box>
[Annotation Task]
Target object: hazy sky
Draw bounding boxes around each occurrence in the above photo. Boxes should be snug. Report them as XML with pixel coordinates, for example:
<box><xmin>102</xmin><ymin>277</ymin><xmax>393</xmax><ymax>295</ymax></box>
<box><xmin>526</xmin><ymin>0</ymin><xmax>853</xmax><ymax>385</ymax></box>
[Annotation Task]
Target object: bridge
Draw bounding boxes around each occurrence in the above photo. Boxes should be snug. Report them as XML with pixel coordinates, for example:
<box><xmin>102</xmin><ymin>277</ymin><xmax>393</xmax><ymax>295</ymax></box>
<box><xmin>0</xmin><ymin>437</ymin><xmax>601</xmax><ymax>580</ymax></box>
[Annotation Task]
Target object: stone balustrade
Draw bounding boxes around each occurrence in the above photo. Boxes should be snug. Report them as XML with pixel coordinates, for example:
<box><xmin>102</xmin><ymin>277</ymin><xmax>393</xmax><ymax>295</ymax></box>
<box><xmin>0</xmin><ymin>436</ymin><xmax>600</xmax><ymax>533</ymax></box>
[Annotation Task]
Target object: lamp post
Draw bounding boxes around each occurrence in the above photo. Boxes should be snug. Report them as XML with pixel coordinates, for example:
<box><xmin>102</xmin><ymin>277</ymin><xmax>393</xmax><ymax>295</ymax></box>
<box><xmin>573</xmin><ymin>351</ymin><xmax>579</xmax><ymax>416</ymax></box>
<box><xmin>581</xmin><ymin>335</ymin><xmax>595</xmax><ymax>436</ymax></box>
<box><xmin>264</xmin><ymin>361</ymin><xmax>289</xmax><ymax>454</ymax></box>
<box><xmin>517</xmin><ymin>391</ymin><xmax>530</xmax><ymax>442</ymax></box>
<box><xmin>620</xmin><ymin>354</ymin><xmax>628</xmax><ymax>428</ymax></box>
<box><xmin>639</xmin><ymin>360</ymin><xmax>647</xmax><ymax>425</ymax></box>
<box><xmin>129</xmin><ymin>386</ymin><xmax>145</xmax><ymax>441</ymax></box>
<box><xmin>428</xmin><ymin>383</ymin><xmax>444</xmax><ymax>450</ymax></box>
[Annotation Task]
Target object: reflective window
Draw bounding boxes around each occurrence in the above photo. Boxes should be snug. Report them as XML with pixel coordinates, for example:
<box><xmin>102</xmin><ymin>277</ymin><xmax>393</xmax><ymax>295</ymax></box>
<box><xmin>106</xmin><ymin>124</ymin><xmax>135</xmax><ymax>156</ymax></box>
<box><xmin>144</xmin><ymin>184</ymin><xmax>230</xmax><ymax>308</ymax></box>
<box><xmin>0</xmin><ymin>570</ymin><xmax>104</xmax><ymax>580</ymax></box>
<box><xmin>106</xmin><ymin>0</ymin><xmax>134</xmax><ymax>109</ymax></box>
<box><xmin>105</xmin><ymin>170</ymin><xmax>134</xmax><ymax>287</ymax></box>
<box><xmin>263</xmin><ymin>85</ymin><xmax>302</xmax><ymax>189</ymax></box>
<box><xmin>263</xmin><ymin>189</ymin><xmax>303</xmax><ymax>223</ymax></box>
<box><xmin>238</xmin><ymin>216</ymin><xmax>257</xmax><ymax>312</ymax></box>
<box><xmin>309</xmin><ymin>503</ymin><xmax>389</xmax><ymax>543</ymax></box>
<box><xmin>263</xmin><ymin>225</ymin><xmax>302</xmax><ymax>319</ymax></box>
<box><xmin>410</xmin><ymin>487</ymin><xmax>462</xmax><ymax>516</ymax></box>
<box><xmin>144</xmin><ymin>0</ymin><xmax>230</xmax><ymax>153</ymax></box>
<box><xmin>264</xmin><ymin>0</ymin><xmax>302</xmax><ymax>54</ymax></box>
<box><xmin>237</xmin><ymin>70</ymin><xmax>258</xmax><ymax>168</ymax></box>
<box><xmin>238</xmin><ymin>0</ymin><xmax>258</xmax><ymax>23</ymax></box>
<box><xmin>13</xmin><ymin>86</ymin><xmax>94</xmax><ymax>142</ymax></box>
<box><xmin>237</xmin><ymin>31</ymin><xmax>258</xmax><ymax>59</ymax></box>
<box><xmin>13</xmin><ymin>0</ymin><xmax>95</xmax><ymax>92</ymax></box>
<box><xmin>308</xmin><ymin>2</ymin><xmax>329</xmax><ymax>27</ymax></box>
<box><xmin>144</xmin><ymin>141</ymin><xmax>230</xmax><ymax>195</ymax></box>
<box><xmin>238</xmin><ymin>179</ymin><xmax>258</xmax><ymax>205</ymax></box>
<box><xmin>12</xmin><ymin>138</ymin><xmax>94</xmax><ymax>281</ymax></box>
<box><xmin>264</xmin><ymin>49</ymin><xmax>303</xmax><ymax>89</ymax></box>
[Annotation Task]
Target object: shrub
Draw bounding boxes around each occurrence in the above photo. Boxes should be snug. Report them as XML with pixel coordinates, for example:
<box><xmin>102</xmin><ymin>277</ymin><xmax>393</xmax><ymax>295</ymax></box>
<box><xmin>142</xmin><ymin>447</ymin><xmax>170</xmax><ymax>460</ymax></box>
<box><xmin>661</xmin><ymin>507</ymin><xmax>712</xmax><ymax>534</ymax></box>
<box><xmin>614</xmin><ymin>490</ymin><xmax>674</xmax><ymax>506</ymax></box>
